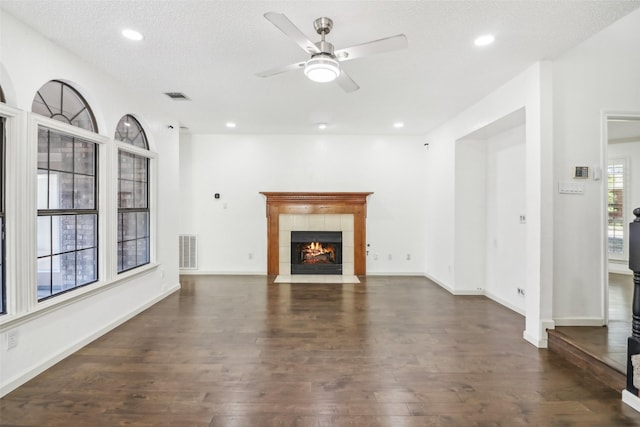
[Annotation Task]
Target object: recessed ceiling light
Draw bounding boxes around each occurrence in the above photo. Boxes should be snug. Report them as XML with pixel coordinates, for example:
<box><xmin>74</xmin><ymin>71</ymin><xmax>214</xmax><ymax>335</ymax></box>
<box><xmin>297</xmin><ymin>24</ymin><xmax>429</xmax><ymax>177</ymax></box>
<box><xmin>393</xmin><ymin>122</ymin><xmax>404</xmax><ymax>129</ymax></box>
<box><xmin>226</xmin><ymin>122</ymin><xmax>236</xmax><ymax>129</ymax></box>
<box><xmin>122</xmin><ymin>28</ymin><xmax>144</xmax><ymax>41</ymax></box>
<box><xmin>317</xmin><ymin>123</ymin><xmax>327</xmax><ymax>130</ymax></box>
<box><xmin>474</xmin><ymin>34</ymin><xmax>495</xmax><ymax>47</ymax></box>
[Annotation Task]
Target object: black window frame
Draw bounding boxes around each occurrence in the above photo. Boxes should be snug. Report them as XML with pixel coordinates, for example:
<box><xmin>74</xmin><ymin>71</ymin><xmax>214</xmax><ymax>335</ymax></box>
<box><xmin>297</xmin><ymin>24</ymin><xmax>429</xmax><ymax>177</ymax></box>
<box><xmin>115</xmin><ymin>115</ymin><xmax>151</xmax><ymax>273</ymax></box>
<box><xmin>36</xmin><ymin>127</ymin><xmax>99</xmax><ymax>301</ymax></box>
<box><xmin>33</xmin><ymin>81</ymin><xmax>99</xmax><ymax>301</ymax></box>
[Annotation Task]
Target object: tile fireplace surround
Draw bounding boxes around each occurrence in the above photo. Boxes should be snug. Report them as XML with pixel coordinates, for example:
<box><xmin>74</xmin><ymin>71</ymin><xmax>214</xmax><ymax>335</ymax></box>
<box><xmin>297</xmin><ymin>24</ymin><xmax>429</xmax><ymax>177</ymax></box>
<box><xmin>280</xmin><ymin>214</ymin><xmax>354</xmax><ymax>275</ymax></box>
<box><xmin>260</xmin><ymin>192</ymin><xmax>373</xmax><ymax>276</ymax></box>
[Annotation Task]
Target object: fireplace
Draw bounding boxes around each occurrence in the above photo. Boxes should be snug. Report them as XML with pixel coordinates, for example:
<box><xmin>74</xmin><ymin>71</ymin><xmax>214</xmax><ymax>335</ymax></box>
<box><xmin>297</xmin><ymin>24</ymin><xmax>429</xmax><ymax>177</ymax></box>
<box><xmin>291</xmin><ymin>231</ymin><xmax>342</xmax><ymax>275</ymax></box>
<box><xmin>260</xmin><ymin>192</ymin><xmax>373</xmax><ymax>276</ymax></box>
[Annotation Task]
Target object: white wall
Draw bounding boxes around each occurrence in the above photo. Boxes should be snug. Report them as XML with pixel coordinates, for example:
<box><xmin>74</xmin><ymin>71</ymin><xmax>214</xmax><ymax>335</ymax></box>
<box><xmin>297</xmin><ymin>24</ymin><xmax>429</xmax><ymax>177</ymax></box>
<box><xmin>485</xmin><ymin>125</ymin><xmax>527</xmax><ymax>313</ymax></box>
<box><xmin>552</xmin><ymin>8</ymin><xmax>640</xmax><ymax>326</ymax></box>
<box><xmin>454</xmin><ymin>124</ymin><xmax>527</xmax><ymax>313</ymax></box>
<box><xmin>454</xmin><ymin>138</ymin><xmax>488</xmax><ymax>294</ymax></box>
<box><xmin>179</xmin><ymin>134</ymin><xmax>427</xmax><ymax>275</ymax></box>
<box><xmin>0</xmin><ymin>11</ymin><xmax>180</xmax><ymax>396</ymax></box>
<box><xmin>424</xmin><ymin>62</ymin><xmax>554</xmax><ymax>347</ymax></box>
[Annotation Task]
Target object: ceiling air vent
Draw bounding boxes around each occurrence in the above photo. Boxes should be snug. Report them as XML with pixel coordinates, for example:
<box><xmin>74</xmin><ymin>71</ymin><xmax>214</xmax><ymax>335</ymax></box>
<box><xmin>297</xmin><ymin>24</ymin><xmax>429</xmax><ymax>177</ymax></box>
<box><xmin>164</xmin><ymin>92</ymin><xmax>190</xmax><ymax>101</ymax></box>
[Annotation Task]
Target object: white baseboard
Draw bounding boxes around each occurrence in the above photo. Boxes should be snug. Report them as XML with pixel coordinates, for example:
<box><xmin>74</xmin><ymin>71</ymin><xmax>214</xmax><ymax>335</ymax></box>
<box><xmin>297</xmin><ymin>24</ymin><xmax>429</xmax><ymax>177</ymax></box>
<box><xmin>366</xmin><ymin>272</ymin><xmax>428</xmax><ymax>276</ymax></box>
<box><xmin>623</xmin><ymin>390</ymin><xmax>640</xmax><ymax>412</ymax></box>
<box><xmin>423</xmin><ymin>273</ymin><xmax>483</xmax><ymax>295</ymax></box>
<box><xmin>484</xmin><ymin>291</ymin><xmax>525</xmax><ymax>316</ymax></box>
<box><xmin>553</xmin><ymin>317</ymin><xmax>605</xmax><ymax>327</ymax></box>
<box><xmin>523</xmin><ymin>329</ymin><xmax>548</xmax><ymax>348</ymax></box>
<box><xmin>0</xmin><ymin>283</ymin><xmax>180</xmax><ymax>398</ymax></box>
<box><xmin>180</xmin><ymin>270</ymin><xmax>428</xmax><ymax>277</ymax></box>
<box><xmin>179</xmin><ymin>270</ymin><xmax>267</xmax><ymax>275</ymax></box>
<box><xmin>424</xmin><ymin>272</ymin><xmax>454</xmax><ymax>293</ymax></box>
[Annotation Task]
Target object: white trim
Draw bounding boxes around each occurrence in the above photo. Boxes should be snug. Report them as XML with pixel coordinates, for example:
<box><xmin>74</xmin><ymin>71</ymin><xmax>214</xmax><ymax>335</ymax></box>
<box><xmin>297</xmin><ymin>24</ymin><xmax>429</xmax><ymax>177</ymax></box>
<box><xmin>523</xmin><ymin>330</ymin><xmax>548</xmax><ymax>348</ymax></box>
<box><xmin>485</xmin><ymin>290</ymin><xmax>526</xmax><ymax>316</ymax></box>
<box><xmin>30</xmin><ymin>114</ymin><xmax>111</xmax><ymax>146</ymax></box>
<box><xmin>0</xmin><ymin>282</ymin><xmax>180</xmax><ymax>398</ymax></box>
<box><xmin>623</xmin><ymin>390</ymin><xmax>640</xmax><ymax>412</ymax></box>
<box><xmin>0</xmin><ymin>104</ymin><xmax>26</xmax><ymax>318</ymax></box>
<box><xmin>553</xmin><ymin>317</ymin><xmax>606</xmax><ymax>327</ymax></box>
<box><xmin>366</xmin><ymin>271</ymin><xmax>429</xmax><ymax>277</ymax></box>
<box><xmin>523</xmin><ymin>319</ymin><xmax>554</xmax><ymax>348</ymax></box>
<box><xmin>424</xmin><ymin>272</ymin><xmax>484</xmax><ymax>295</ymax></box>
<box><xmin>609</xmin><ymin>261</ymin><xmax>632</xmax><ymax>275</ymax></box>
<box><xmin>115</xmin><ymin>140</ymin><xmax>157</xmax><ymax>159</ymax></box>
<box><xmin>179</xmin><ymin>270</ymin><xmax>266</xmax><ymax>276</ymax></box>
<box><xmin>0</xmin><ymin>263</ymin><xmax>159</xmax><ymax>330</ymax></box>
<box><xmin>601</xmin><ymin>111</ymin><xmax>640</xmax><ymax>330</ymax></box>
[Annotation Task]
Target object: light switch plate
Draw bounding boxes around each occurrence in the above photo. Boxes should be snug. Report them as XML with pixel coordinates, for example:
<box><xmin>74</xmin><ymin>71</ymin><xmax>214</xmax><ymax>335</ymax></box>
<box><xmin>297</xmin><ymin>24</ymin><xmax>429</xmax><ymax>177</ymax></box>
<box><xmin>559</xmin><ymin>181</ymin><xmax>585</xmax><ymax>194</ymax></box>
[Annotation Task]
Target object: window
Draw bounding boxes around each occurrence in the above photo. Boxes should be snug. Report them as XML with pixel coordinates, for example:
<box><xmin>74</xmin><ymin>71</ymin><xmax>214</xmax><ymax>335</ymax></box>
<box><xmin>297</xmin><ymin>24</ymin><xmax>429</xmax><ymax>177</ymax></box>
<box><xmin>32</xmin><ymin>80</ymin><xmax>95</xmax><ymax>131</ymax></box>
<box><xmin>115</xmin><ymin>115</ymin><xmax>150</xmax><ymax>273</ymax></box>
<box><xmin>33</xmin><ymin>81</ymin><xmax>98</xmax><ymax>300</ymax></box>
<box><xmin>0</xmin><ymin>116</ymin><xmax>5</xmax><ymax>314</ymax></box>
<box><xmin>608</xmin><ymin>162</ymin><xmax>625</xmax><ymax>258</ymax></box>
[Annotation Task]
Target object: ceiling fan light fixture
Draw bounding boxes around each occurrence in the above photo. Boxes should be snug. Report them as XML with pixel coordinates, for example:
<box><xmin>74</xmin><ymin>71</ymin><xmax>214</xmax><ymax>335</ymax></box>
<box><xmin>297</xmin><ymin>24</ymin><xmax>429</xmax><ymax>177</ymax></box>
<box><xmin>304</xmin><ymin>55</ymin><xmax>340</xmax><ymax>83</ymax></box>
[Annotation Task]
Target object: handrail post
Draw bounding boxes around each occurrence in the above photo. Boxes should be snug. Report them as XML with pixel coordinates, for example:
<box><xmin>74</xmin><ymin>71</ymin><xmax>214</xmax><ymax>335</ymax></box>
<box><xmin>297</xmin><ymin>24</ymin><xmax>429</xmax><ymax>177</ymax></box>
<box><xmin>626</xmin><ymin>208</ymin><xmax>640</xmax><ymax>394</ymax></box>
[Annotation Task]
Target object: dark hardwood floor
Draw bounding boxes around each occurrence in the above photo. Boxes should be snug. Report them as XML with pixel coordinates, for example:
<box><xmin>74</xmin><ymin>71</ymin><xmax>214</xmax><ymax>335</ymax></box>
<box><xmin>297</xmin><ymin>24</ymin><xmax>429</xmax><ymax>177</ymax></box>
<box><xmin>554</xmin><ymin>273</ymin><xmax>633</xmax><ymax>374</ymax></box>
<box><xmin>2</xmin><ymin>275</ymin><xmax>640</xmax><ymax>426</ymax></box>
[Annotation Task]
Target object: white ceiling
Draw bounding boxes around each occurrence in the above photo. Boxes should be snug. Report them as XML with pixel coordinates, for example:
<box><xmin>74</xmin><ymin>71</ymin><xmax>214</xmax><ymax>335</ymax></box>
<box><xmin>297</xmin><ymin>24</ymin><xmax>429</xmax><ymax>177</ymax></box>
<box><xmin>2</xmin><ymin>0</ymin><xmax>639</xmax><ymax>135</ymax></box>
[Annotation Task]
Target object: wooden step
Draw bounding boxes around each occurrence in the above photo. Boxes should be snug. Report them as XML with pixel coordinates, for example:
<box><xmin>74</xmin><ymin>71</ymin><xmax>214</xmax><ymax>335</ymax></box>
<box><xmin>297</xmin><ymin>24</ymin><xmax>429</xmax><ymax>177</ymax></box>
<box><xmin>547</xmin><ymin>328</ymin><xmax>625</xmax><ymax>392</ymax></box>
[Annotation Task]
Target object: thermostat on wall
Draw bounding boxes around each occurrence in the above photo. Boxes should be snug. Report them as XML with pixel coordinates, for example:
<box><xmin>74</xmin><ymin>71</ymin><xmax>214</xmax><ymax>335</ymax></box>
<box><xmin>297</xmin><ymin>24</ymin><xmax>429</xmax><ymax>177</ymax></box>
<box><xmin>573</xmin><ymin>166</ymin><xmax>589</xmax><ymax>179</ymax></box>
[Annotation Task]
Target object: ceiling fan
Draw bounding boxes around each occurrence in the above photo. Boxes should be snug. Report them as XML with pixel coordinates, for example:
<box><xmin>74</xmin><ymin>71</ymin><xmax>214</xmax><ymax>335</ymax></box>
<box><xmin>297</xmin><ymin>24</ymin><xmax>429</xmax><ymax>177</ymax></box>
<box><xmin>256</xmin><ymin>12</ymin><xmax>408</xmax><ymax>92</ymax></box>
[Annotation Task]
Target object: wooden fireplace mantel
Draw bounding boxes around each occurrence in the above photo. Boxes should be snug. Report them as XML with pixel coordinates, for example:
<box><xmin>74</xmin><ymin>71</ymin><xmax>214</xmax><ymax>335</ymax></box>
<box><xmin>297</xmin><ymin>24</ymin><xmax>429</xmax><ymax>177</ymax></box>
<box><xmin>260</xmin><ymin>192</ymin><xmax>373</xmax><ymax>275</ymax></box>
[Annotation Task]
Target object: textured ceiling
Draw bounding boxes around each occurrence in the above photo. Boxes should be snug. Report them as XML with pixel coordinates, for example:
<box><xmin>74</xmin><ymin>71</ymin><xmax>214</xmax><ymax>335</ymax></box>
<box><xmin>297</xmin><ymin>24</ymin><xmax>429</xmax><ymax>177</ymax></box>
<box><xmin>1</xmin><ymin>0</ymin><xmax>639</xmax><ymax>135</ymax></box>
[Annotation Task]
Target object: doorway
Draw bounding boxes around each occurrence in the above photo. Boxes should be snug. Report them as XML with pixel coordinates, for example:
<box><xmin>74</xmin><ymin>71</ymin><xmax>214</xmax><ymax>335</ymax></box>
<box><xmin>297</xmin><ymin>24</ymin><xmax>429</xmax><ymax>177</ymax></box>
<box><xmin>605</xmin><ymin>115</ymin><xmax>640</xmax><ymax>326</ymax></box>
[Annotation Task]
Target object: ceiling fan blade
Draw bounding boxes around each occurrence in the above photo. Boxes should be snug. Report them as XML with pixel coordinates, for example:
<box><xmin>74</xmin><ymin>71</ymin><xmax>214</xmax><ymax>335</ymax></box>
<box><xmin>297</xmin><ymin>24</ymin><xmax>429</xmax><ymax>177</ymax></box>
<box><xmin>256</xmin><ymin>61</ymin><xmax>305</xmax><ymax>78</ymax></box>
<box><xmin>335</xmin><ymin>70</ymin><xmax>360</xmax><ymax>93</ymax></box>
<box><xmin>264</xmin><ymin>12</ymin><xmax>321</xmax><ymax>55</ymax></box>
<box><xmin>335</xmin><ymin>34</ymin><xmax>408</xmax><ymax>62</ymax></box>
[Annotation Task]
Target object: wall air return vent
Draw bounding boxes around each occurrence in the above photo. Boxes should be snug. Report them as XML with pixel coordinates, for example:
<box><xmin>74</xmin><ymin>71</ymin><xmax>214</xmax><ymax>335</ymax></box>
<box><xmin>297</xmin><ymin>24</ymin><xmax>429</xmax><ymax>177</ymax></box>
<box><xmin>164</xmin><ymin>92</ymin><xmax>191</xmax><ymax>100</ymax></box>
<box><xmin>179</xmin><ymin>234</ymin><xmax>198</xmax><ymax>269</ymax></box>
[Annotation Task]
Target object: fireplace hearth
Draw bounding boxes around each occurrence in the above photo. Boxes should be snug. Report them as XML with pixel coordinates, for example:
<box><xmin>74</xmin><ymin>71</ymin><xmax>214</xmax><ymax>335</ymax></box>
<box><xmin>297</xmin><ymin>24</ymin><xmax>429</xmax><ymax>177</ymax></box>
<box><xmin>291</xmin><ymin>231</ymin><xmax>342</xmax><ymax>275</ymax></box>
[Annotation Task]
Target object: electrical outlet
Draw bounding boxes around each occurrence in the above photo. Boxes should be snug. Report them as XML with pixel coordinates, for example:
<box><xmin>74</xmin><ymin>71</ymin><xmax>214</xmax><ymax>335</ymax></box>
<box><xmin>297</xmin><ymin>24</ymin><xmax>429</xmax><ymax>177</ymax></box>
<box><xmin>7</xmin><ymin>330</ymin><xmax>18</xmax><ymax>350</ymax></box>
<box><xmin>406</xmin><ymin>254</ymin><xmax>411</xmax><ymax>261</ymax></box>
<box><xmin>248</xmin><ymin>253</ymin><xmax>253</xmax><ymax>260</ymax></box>
<box><xmin>517</xmin><ymin>288</ymin><xmax>526</xmax><ymax>297</ymax></box>
<box><xmin>388</xmin><ymin>254</ymin><xmax>392</xmax><ymax>261</ymax></box>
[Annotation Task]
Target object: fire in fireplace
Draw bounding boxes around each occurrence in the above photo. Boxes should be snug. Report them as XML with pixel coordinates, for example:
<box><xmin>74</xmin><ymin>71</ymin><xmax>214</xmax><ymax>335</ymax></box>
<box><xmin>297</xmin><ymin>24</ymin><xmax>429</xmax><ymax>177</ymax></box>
<box><xmin>291</xmin><ymin>231</ymin><xmax>342</xmax><ymax>275</ymax></box>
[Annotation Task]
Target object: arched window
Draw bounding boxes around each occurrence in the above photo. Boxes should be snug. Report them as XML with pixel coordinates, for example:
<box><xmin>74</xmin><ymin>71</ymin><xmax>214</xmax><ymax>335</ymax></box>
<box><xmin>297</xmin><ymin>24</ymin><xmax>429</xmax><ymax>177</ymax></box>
<box><xmin>33</xmin><ymin>81</ymin><xmax>98</xmax><ymax>300</ymax></box>
<box><xmin>115</xmin><ymin>115</ymin><xmax>150</xmax><ymax>273</ymax></box>
<box><xmin>115</xmin><ymin>115</ymin><xmax>148</xmax><ymax>149</ymax></box>
<box><xmin>32</xmin><ymin>80</ymin><xmax>96</xmax><ymax>131</ymax></box>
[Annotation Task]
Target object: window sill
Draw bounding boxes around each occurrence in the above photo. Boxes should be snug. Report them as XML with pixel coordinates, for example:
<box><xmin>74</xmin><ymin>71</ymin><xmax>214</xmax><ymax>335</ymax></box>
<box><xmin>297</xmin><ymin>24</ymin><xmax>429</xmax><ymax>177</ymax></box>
<box><xmin>0</xmin><ymin>263</ymin><xmax>160</xmax><ymax>330</ymax></box>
